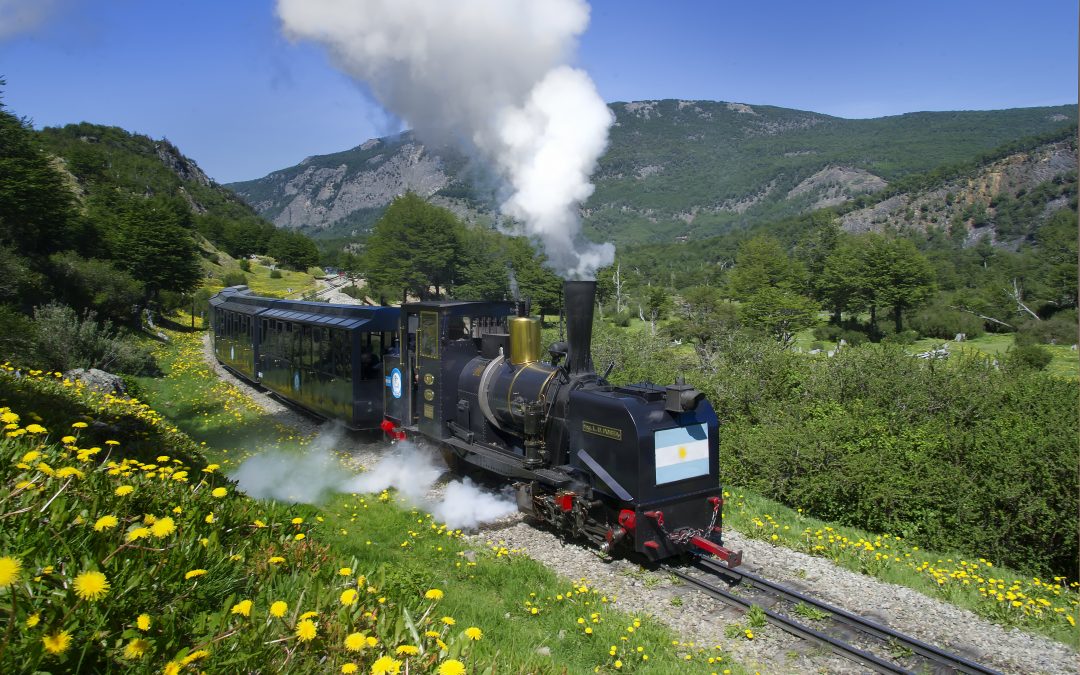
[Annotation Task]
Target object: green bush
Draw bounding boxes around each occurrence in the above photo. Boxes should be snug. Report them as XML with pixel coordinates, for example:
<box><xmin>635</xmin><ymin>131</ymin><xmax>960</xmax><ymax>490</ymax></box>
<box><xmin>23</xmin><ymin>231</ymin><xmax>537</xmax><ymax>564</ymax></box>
<box><xmin>238</xmin><ymin>258</ymin><xmax>251</xmax><ymax>272</ymax></box>
<box><xmin>881</xmin><ymin>329</ymin><xmax>918</xmax><ymax>345</ymax></box>
<box><xmin>907</xmin><ymin>303</ymin><xmax>985</xmax><ymax>340</ymax></box>
<box><xmin>269</xmin><ymin>269</ymin><xmax>282</xmax><ymax>279</ymax></box>
<box><xmin>715</xmin><ymin>343</ymin><xmax>1078</xmax><ymax>577</ymax></box>
<box><xmin>1007</xmin><ymin>344</ymin><xmax>1053</xmax><ymax>371</ymax></box>
<box><xmin>30</xmin><ymin>303</ymin><xmax>156</xmax><ymax>375</ymax></box>
<box><xmin>1014</xmin><ymin>310</ymin><xmax>1078</xmax><ymax>346</ymax></box>
<box><xmin>221</xmin><ymin>271</ymin><xmax>247</xmax><ymax>287</ymax></box>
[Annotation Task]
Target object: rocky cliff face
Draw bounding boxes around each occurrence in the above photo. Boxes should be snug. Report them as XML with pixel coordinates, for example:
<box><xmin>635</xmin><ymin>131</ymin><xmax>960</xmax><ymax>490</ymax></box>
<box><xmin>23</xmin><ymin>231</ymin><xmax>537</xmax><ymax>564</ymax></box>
<box><xmin>230</xmin><ymin>135</ymin><xmax>455</xmax><ymax>233</ymax></box>
<box><xmin>840</xmin><ymin>141</ymin><xmax>1077</xmax><ymax>242</ymax></box>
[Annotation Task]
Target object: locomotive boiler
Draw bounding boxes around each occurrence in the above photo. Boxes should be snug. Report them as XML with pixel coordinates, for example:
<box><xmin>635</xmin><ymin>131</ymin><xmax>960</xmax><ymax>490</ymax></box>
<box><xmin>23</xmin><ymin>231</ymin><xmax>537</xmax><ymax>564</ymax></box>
<box><xmin>210</xmin><ymin>281</ymin><xmax>740</xmax><ymax>564</ymax></box>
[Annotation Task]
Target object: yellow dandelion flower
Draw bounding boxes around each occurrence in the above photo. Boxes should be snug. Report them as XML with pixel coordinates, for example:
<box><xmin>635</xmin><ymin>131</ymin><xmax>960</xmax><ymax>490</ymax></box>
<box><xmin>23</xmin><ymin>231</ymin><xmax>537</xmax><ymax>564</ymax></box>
<box><xmin>371</xmin><ymin>656</ymin><xmax>402</xmax><ymax>675</ymax></box>
<box><xmin>291</xmin><ymin>517</ymin><xmax>304</xmax><ymax>524</ymax></box>
<box><xmin>163</xmin><ymin>661</ymin><xmax>181</xmax><ymax>675</ymax></box>
<box><xmin>441</xmin><ymin>616</ymin><xmax>455</xmax><ymax>626</ymax></box>
<box><xmin>26</xmin><ymin>612</ymin><xmax>40</xmax><ymax>628</ymax></box>
<box><xmin>115</xmin><ymin>485</ymin><xmax>134</xmax><ymax>496</ymax></box>
<box><xmin>42</xmin><ymin>630</ymin><xmax>72</xmax><ymax>654</ymax></box>
<box><xmin>425</xmin><ymin>588</ymin><xmax>444</xmax><ymax>600</ymax></box>
<box><xmin>211</xmin><ymin>487</ymin><xmax>227</xmax><ymax>498</ymax></box>
<box><xmin>93</xmin><ymin>514</ymin><xmax>119</xmax><ymax>531</ymax></box>
<box><xmin>124</xmin><ymin>638</ymin><xmax>150</xmax><ymax>659</ymax></box>
<box><xmin>137</xmin><ymin>613</ymin><xmax>151</xmax><ymax>630</ymax></box>
<box><xmin>268</xmin><ymin>556</ymin><xmax>285</xmax><ymax>564</ymax></box>
<box><xmin>231</xmin><ymin>600</ymin><xmax>253</xmax><ymax>617</ymax></box>
<box><xmin>181</xmin><ymin>649</ymin><xmax>209</xmax><ymax>665</ymax></box>
<box><xmin>437</xmin><ymin>660</ymin><xmax>466</xmax><ymax>675</ymax></box>
<box><xmin>340</xmin><ymin>589</ymin><xmax>358</xmax><ymax>606</ymax></box>
<box><xmin>342</xmin><ymin>664</ymin><xmax>358</xmax><ymax>674</ymax></box>
<box><xmin>203</xmin><ymin>463</ymin><xmax>220</xmax><ymax>473</ymax></box>
<box><xmin>73</xmin><ymin>570</ymin><xmax>110</xmax><ymax>601</ymax></box>
<box><xmin>344</xmin><ymin>632</ymin><xmax>366</xmax><ymax>651</ymax></box>
<box><xmin>396</xmin><ymin>645</ymin><xmax>419</xmax><ymax>656</ymax></box>
<box><xmin>204</xmin><ymin>513</ymin><xmax>215</xmax><ymax>524</ymax></box>
<box><xmin>184</xmin><ymin>569</ymin><xmax>207</xmax><ymax>580</ymax></box>
<box><xmin>464</xmin><ymin>626</ymin><xmax>482</xmax><ymax>641</ymax></box>
<box><xmin>0</xmin><ymin>556</ymin><xmax>22</xmax><ymax>586</ymax></box>
<box><xmin>339</xmin><ymin>567</ymin><xmax>352</xmax><ymax>576</ymax></box>
<box><xmin>25</xmin><ymin>423</ymin><xmax>46</xmax><ymax>434</ymax></box>
<box><xmin>294</xmin><ymin>533</ymin><xmax>305</xmax><ymax>541</ymax></box>
<box><xmin>270</xmin><ymin>601</ymin><xmax>288</xmax><ymax>617</ymax></box>
<box><xmin>296</xmin><ymin>619</ymin><xmax>317</xmax><ymax>642</ymax></box>
<box><xmin>126</xmin><ymin>527</ymin><xmax>150</xmax><ymax>542</ymax></box>
<box><xmin>150</xmin><ymin>517</ymin><xmax>176</xmax><ymax>538</ymax></box>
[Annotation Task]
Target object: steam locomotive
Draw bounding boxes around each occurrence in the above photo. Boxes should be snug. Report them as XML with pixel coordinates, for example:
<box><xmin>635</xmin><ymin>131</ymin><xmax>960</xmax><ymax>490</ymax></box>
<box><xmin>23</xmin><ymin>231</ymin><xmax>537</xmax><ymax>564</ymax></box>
<box><xmin>210</xmin><ymin>281</ymin><xmax>740</xmax><ymax>564</ymax></box>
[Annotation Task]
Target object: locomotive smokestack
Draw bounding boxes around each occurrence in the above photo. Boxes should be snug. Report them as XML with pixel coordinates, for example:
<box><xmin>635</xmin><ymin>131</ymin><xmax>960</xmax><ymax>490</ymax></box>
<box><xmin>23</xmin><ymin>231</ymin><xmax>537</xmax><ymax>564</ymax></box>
<box><xmin>564</xmin><ymin>280</ymin><xmax>596</xmax><ymax>375</ymax></box>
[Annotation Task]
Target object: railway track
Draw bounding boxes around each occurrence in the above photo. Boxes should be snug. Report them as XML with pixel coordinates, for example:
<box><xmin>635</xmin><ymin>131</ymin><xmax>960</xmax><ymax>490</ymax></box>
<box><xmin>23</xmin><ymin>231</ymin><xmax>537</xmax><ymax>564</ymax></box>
<box><xmin>662</xmin><ymin>556</ymin><xmax>1002</xmax><ymax>675</ymax></box>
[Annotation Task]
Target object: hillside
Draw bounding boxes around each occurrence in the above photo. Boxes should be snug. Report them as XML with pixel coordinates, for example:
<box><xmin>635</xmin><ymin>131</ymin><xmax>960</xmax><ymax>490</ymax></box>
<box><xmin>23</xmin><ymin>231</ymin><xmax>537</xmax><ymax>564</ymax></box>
<box><xmin>34</xmin><ymin>122</ymin><xmax>320</xmax><ymax>273</ymax></box>
<box><xmin>227</xmin><ymin>100</ymin><xmax>1077</xmax><ymax>246</ymax></box>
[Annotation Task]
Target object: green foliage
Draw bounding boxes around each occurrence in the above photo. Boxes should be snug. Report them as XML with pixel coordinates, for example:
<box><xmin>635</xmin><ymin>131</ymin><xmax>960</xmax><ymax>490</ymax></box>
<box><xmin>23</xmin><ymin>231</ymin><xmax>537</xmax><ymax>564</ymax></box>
<box><xmin>1006</xmin><ymin>344</ymin><xmax>1053</xmax><ymax>371</ymax></box>
<box><xmin>907</xmin><ymin>302</ymin><xmax>985</xmax><ymax>340</ymax></box>
<box><xmin>725</xmin><ymin>236</ymin><xmax>807</xmax><ymax>300</ymax></box>
<box><xmin>29</xmin><ymin>303</ymin><xmax>156</xmax><ymax>375</ymax></box>
<box><xmin>48</xmin><ymin>252</ymin><xmax>144</xmax><ymax>326</ymax></box>
<box><xmin>238</xmin><ymin>258</ymin><xmax>251</xmax><ymax>273</ymax></box>
<box><xmin>268</xmin><ymin>229</ymin><xmax>319</xmax><ymax>271</ymax></box>
<box><xmin>221</xmin><ymin>271</ymin><xmax>248</xmax><ymax>288</ymax></box>
<box><xmin>717</xmin><ymin>344</ymin><xmax>1078</xmax><ymax>577</ymax></box>
<box><xmin>1014</xmin><ymin>310</ymin><xmax>1078</xmax><ymax>346</ymax></box>
<box><xmin>269</xmin><ymin>268</ymin><xmax>283</xmax><ymax>279</ymax></box>
<box><xmin>363</xmin><ymin>193</ymin><xmax>463</xmax><ymax>300</ymax></box>
<box><xmin>741</xmin><ymin>288</ymin><xmax>819</xmax><ymax>346</ymax></box>
<box><xmin>0</xmin><ymin>93</ymin><xmax>81</xmax><ymax>258</ymax></box>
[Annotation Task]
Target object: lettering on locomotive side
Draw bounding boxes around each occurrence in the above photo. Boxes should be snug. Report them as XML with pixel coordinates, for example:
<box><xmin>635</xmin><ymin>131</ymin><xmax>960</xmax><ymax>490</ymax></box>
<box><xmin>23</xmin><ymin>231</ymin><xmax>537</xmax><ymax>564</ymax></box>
<box><xmin>582</xmin><ymin>421</ymin><xmax>622</xmax><ymax>441</ymax></box>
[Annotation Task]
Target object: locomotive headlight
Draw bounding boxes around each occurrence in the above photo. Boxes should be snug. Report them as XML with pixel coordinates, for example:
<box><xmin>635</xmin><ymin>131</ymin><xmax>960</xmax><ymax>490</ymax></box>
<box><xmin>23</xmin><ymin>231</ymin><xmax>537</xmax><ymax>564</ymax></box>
<box><xmin>665</xmin><ymin>378</ymin><xmax>705</xmax><ymax>413</ymax></box>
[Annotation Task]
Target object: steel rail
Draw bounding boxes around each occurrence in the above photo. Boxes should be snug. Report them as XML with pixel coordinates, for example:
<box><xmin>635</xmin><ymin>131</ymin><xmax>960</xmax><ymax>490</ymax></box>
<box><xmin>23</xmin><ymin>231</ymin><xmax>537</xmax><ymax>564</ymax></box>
<box><xmin>663</xmin><ymin>563</ymin><xmax>912</xmax><ymax>673</ymax></box>
<box><xmin>690</xmin><ymin>556</ymin><xmax>1001</xmax><ymax>675</ymax></box>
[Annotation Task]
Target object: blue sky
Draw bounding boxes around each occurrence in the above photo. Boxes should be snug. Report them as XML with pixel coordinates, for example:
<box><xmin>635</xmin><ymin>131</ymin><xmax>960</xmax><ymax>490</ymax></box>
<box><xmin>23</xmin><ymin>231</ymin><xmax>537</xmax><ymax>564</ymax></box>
<box><xmin>1</xmin><ymin>0</ymin><xmax>1075</xmax><ymax>184</ymax></box>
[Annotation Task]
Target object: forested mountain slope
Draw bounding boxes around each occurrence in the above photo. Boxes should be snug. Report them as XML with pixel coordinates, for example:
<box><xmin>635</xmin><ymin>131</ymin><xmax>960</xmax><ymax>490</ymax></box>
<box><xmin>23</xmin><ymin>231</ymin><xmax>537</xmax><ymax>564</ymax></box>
<box><xmin>227</xmin><ymin>100</ymin><xmax>1077</xmax><ymax>246</ymax></box>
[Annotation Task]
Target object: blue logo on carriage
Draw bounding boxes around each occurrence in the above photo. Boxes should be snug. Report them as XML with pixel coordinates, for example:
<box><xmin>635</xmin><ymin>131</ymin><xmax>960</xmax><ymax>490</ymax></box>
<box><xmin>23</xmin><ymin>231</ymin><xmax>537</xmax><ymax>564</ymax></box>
<box><xmin>390</xmin><ymin>368</ymin><xmax>403</xmax><ymax>399</ymax></box>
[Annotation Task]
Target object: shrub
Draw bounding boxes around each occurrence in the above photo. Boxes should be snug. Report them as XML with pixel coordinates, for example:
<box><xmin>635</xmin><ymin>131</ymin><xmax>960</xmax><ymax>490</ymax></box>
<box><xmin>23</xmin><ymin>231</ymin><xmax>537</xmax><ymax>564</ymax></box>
<box><xmin>1014</xmin><ymin>310</ymin><xmax>1078</xmax><ymax>346</ymax></box>
<box><xmin>907</xmin><ymin>304</ymin><xmax>985</xmax><ymax>340</ymax></box>
<box><xmin>1006</xmin><ymin>344</ymin><xmax>1053</xmax><ymax>371</ymax></box>
<box><xmin>269</xmin><ymin>269</ymin><xmax>282</xmax><ymax>279</ymax></box>
<box><xmin>881</xmin><ymin>329</ymin><xmax>918</xmax><ymax>345</ymax></box>
<box><xmin>221</xmin><ymin>271</ymin><xmax>247</xmax><ymax>287</ymax></box>
<box><xmin>30</xmin><ymin>303</ymin><xmax>156</xmax><ymax>375</ymax></box>
<box><xmin>717</xmin><ymin>343</ymin><xmax>1078</xmax><ymax>577</ymax></box>
<box><xmin>812</xmin><ymin>322</ymin><xmax>869</xmax><ymax>346</ymax></box>
<box><xmin>340</xmin><ymin>284</ymin><xmax>365</xmax><ymax>300</ymax></box>
<box><xmin>238</xmin><ymin>258</ymin><xmax>252</xmax><ymax>272</ymax></box>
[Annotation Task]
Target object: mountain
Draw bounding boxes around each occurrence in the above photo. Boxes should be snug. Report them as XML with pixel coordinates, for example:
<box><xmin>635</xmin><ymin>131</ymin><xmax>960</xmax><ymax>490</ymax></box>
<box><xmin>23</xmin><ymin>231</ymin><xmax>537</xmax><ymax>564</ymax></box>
<box><xmin>227</xmin><ymin>100</ymin><xmax>1077</xmax><ymax>246</ymax></box>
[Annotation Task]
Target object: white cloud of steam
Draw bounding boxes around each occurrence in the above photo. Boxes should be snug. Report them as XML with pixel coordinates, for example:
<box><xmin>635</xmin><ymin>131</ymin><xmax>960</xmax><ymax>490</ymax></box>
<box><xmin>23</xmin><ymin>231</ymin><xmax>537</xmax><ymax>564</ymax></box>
<box><xmin>232</xmin><ymin>430</ymin><xmax>518</xmax><ymax>530</ymax></box>
<box><xmin>341</xmin><ymin>442</ymin><xmax>518</xmax><ymax>530</ymax></box>
<box><xmin>0</xmin><ymin>0</ymin><xmax>63</xmax><ymax>41</ymax></box>
<box><xmin>230</xmin><ymin>423</ymin><xmax>349</xmax><ymax>503</ymax></box>
<box><xmin>275</xmin><ymin>0</ymin><xmax>615</xmax><ymax>280</ymax></box>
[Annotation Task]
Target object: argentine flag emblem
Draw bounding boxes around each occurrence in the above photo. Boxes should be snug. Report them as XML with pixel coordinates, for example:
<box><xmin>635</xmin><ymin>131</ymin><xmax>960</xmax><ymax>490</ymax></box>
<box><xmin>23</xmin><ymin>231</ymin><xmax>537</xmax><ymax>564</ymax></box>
<box><xmin>654</xmin><ymin>423</ymin><xmax>709</xmax><ymax>485</ymax></box>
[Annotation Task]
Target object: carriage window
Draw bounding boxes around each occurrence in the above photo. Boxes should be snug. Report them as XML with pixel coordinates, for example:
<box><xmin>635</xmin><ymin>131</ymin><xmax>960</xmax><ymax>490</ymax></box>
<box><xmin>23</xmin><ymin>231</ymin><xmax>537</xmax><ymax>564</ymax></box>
<box><xmin>418</xmin><ymin>311</ymin><xmax>439</xmax><ymax>359</ymax></box>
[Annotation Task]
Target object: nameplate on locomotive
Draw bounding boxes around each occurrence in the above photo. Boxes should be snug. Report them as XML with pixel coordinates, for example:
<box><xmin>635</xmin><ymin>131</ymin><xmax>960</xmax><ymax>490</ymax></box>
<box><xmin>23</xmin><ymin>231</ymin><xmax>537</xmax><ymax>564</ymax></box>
<box><xmin>582</xmin><ymin>421</ymin><xmax>622</xmax><ymax>441</ymax></box>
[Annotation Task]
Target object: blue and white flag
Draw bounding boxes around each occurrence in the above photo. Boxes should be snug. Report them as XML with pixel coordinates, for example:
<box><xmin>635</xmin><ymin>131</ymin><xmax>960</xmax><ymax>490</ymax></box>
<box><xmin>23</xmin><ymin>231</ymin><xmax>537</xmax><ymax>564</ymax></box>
<box><xmin>654</xmin><ymin>423</ymin><xmax>709</xmax><ymax>485</ymax></box>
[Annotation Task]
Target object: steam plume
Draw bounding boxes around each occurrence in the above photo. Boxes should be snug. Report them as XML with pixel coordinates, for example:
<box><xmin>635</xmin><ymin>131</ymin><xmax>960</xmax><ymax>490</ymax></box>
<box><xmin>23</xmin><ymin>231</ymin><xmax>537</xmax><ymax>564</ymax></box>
<box><xmin>232</xmin><ymin>429</ymin><xmax>517</xmax><ymax>530</ymax></box>
<box><xmin>275</xmin><ymin>0</ymin><xmax>615</xmax><ymax>279</ymax></box>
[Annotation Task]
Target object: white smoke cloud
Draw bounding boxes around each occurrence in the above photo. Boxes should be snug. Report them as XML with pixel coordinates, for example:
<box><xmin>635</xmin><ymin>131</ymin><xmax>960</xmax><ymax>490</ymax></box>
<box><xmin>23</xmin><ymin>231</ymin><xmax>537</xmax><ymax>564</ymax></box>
<box><xmin>275</xmin><ymin>0</ymin><xmax>615</xmax><ymax>279</ymax></box>
<box><xmin>341</xmin><ymin>442</ymin><xmax>518</xmax><ymax>530</ymax></box>
<box><xmin>230</xmin><ymin>423</ymin><xmax>349</xmax><ymax>503</ymax></box>
<box><xmin>232</xmin><ymin>429</ymin><xmax>518</xmax><ymax>530</ymax></box>
<box><xmin>0</xmin><ymin>0</ymin><xmax>64</xmax><ymax>40</ymax></box>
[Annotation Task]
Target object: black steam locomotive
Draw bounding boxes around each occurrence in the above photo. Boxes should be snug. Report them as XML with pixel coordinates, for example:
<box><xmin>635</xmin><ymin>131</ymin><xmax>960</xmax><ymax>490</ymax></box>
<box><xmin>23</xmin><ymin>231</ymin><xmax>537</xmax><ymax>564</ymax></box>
<box><xmin>210</xmin><ymin>281</ymin><xmax>740</xmax><ymax>564</ymax></box>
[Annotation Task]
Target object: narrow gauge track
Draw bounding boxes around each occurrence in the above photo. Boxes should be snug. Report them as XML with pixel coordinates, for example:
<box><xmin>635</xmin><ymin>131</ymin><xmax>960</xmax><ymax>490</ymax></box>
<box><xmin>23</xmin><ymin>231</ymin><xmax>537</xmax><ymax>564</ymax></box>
<box><xmin>662</xmin><ymin>556</ymin><xmax>1001</xmax><ymax>675</ymax></box>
